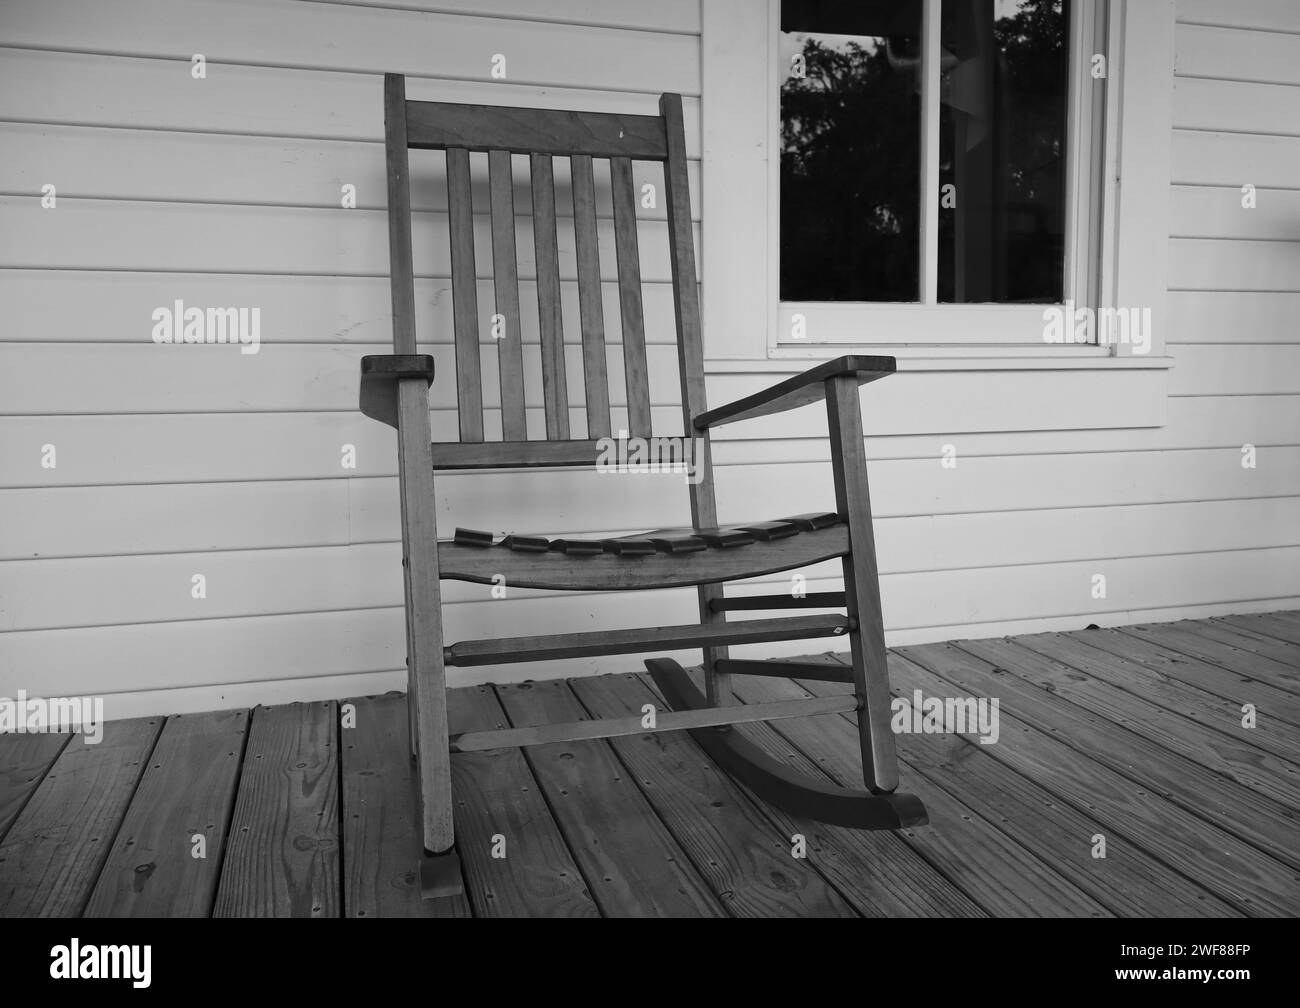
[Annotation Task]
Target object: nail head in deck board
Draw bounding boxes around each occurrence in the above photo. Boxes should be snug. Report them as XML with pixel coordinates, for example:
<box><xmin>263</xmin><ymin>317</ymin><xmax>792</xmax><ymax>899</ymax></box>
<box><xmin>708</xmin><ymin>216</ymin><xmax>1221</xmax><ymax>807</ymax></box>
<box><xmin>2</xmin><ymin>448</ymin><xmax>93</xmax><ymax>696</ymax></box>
<box><xmin>723</xmin><ymin>664</ymin><xmax>1112</xmax><ymax>918</ymax></box>
<box><xmin>809</xmin><ymin>655</ymin><xmax>1241</xmax><ymax>917</ymax></box>
<box><xmin>958</xmin><ymin>637</ymin><xmax>1300</xmax><ymax>814</ymax></box>
<box><xmin>447</xmin><ymin>685</ymin><xmax>598</xmax><ymax>918</ymax></box>
<box><xmin>0</xmin><ymin>718</ymin><xmax>161</xmax><ymax>918</ymax></box>
<box><xmin>341</xmin><ymin>694</ymin><xmax>469</xmax><ymax>919</ymax></box>
<box><xmin>1222</xmin><ymin>612</ymin><xmax>1300</xmax><ymax>647</ymax></box>
<box><xmin>213</xmin><ymin>702</ymin><xmax>339</xmax><ymax>919</ymax></box>
<box><xmin>493</xmin><ymin>680</ymin><xmax>725</xmax><ymax>918</ymax></box>
<box><xmin>569</xmin><ymin>674</ymin><xmax>858</xmax><ymax>918</ymax></box>
<box><xmin>83</xmin><ymin>709</ymin><xmax>248</xmax><ymax>918</ymax></box>
<box><xmin>908</xmin><ymin>641</ymin><xmax>1300</xmax><ymax>875</ymax></box>
<box><xmin>894</xmin><ymin>645</ymin><xmax>1300</xmax><ymax>916</ymax></box>
<box><xmin>1009</xmin><ymin>633</ymin><xmax>1300</xmax><ymax>784</ymax></box>
<box><xmin>1119</xmin><ymin>624</ymin><xmax>1300</xmax><ymax>697</ymax></box>
<box><xmin>1074</xmin><ymin>627</ymin><xmax>1300</xmax><ymax>730</ymax></box>
<box><xmin>660</xmin><ymin>668</ymin><xmax>986</xmax><ymax>919</ymax></box>
<box><xmin>0</xmin><ymin>731</ymin><xmax>70</xmax><ymax>844</ymax></box>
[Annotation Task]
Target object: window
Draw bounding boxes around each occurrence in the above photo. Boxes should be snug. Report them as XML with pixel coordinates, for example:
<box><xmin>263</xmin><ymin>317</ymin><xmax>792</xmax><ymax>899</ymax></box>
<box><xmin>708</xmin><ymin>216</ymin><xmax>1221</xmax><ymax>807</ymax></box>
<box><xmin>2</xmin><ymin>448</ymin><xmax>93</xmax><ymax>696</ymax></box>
<box><xmin>775</xmin><ymin>0</ymin><xmax>1109</xmax><ymax>346</ymax></box>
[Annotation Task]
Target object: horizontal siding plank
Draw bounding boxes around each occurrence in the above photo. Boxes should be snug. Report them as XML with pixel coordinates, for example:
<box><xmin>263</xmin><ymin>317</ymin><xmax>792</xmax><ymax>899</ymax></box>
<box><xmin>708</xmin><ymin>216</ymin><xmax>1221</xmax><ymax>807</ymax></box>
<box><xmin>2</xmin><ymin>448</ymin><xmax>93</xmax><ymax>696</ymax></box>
<box><xmin>1170</xmin><ymin>237</ymin><xmax>1300</xmax><ymax>291</ymax></box>
<box><xmin>0</xmin><ymin>0</ymin><xmax>700</xmax><ymax>94</ymax></box>
<box><xmin>4</xmin><ymin>390</ymin><xmax>1297</xmax><ymax>559</ymax></box>
<box><xmin>1177</xmin><ymin>0</ymin><xmax>1300</xmax><ymax>33</ymax></box>
<box><xmin>0</xmin><ymin>342</ymin><xmax>1169</xmax><ymax>423</ymax></box>
<box><xmin>0</xmin><ymin>198</ymin><xmax>691</xmax><ymax>282</ymax></box>
<box><xmin>316</xmin><ymin>0</ymin><xmax>702</xmax><ymax>33</ymax></box>
<box><xmin>2</xmin><ymin>549</ymin><xmax>1297</xmax><ymax>699</ymax></box>
<box><xmin>3</xmin><ymin>497</ymin><xmax>1298</xmax><ymax>631</ymax></box>
<box><xmin>0</xmin><ymin>123</ymin><xmax>698</xmax><ymax>222</ymax></box>
<box><xmin>0</xmin><ymin>271</ymin><xmax>680</xmax><ymax>347</ymax></box>
<box><xmin>1175</xmin><ymin>22</ymin><xmax>1300</xmax><ymax>86</ymax></box>
<box><xmin>1172</xmin><ymin>130</ymin><xmax>1300</xmax><ymax>188</ymax></box>
<box><xmin>1168</xmin><ymin>345</ymin><xmax>1300</xmax><ymax>395</ymax></box>
<box><xmin>0</xmin><ymin>50</ymin><xmax>703</xmax><ymax>155</ymax></box>
<box><xmin>1171</xmin><ymin>185</ymin><xmax>1300</xmax><ymax>240</ymax></box>
<box><xmin>1168</xmin><ymin>291</ymin><xmax>1300</xmax><ymax>343</ymax></box>
<box><xmin>1173</xmin><ymin>78</ymin><xmax>1300</xmax><ymax>136</ymax></box>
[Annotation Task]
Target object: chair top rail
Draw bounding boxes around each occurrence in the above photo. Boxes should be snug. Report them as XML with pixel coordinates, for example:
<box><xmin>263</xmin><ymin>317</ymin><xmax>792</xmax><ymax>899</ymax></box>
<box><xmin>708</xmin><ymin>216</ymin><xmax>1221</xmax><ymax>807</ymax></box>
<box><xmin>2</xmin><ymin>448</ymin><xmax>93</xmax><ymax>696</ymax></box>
<box><xmin>404</xmin><ymin>99</ymin><xmax>669</xmax><ymax>159</ymax></box>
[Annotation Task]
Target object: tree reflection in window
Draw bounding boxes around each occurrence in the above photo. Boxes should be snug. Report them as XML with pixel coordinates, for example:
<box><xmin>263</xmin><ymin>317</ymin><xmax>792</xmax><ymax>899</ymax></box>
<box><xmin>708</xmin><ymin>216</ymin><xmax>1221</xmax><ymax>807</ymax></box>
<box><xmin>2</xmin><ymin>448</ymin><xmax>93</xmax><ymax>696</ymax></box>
<box><xmin>780</xmin><ymin>0</ymin><xmax>1069</xmax><ymax>306</ymax></box>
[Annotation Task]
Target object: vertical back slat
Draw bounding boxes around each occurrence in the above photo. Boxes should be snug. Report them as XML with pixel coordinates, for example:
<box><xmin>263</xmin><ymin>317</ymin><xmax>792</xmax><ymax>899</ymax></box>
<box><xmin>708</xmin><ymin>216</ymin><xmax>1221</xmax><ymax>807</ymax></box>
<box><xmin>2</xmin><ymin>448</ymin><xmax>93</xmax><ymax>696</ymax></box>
<box><xmin>610</xmin><ymin>157</ymin><xmax>652</xmax><ymax>438</ymax></box>
<box><xmin>383</xmin><ymin>75</ymin><xmax>418</xmax><ymax>356</ymax></box>
<box><xmin>446</xmin><ymin>147</ymin><xmax>485</xmax><ymax>442</ymax></box>
<box><xmin>488</xmin><ymin>150</ymin><xmax>527</xmax><ymax>441</ymax></box>
<box><xmin>530</xmin><ymin>154</ymin><xmax>570</xmax><ymax>440</ymax></box>
<box><xmin>570</xmin><ymin>155</ymin><xmax>611</xmax><ymax>440</ymax></box>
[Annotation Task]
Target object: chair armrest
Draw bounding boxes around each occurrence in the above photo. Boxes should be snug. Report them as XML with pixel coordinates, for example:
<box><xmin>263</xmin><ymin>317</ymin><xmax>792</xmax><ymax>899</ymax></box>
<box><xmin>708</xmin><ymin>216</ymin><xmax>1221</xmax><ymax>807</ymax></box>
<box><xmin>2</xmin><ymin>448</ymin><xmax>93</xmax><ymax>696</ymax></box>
<box><xmin>359</xmin><ymin>354</ymin><xmax>436</xmax><ymax>429</ymax></box>
<box><xmin>692</xmin><ymin>355</ymin><xmax>895</xmax><ymax>431</ymax></box>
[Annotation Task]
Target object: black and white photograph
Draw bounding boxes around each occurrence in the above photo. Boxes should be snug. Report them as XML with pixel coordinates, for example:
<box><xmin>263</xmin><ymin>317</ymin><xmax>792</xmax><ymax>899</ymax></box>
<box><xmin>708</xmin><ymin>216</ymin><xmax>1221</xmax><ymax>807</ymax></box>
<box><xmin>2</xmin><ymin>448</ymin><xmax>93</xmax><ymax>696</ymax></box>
<box><xmin>0</xmin><ymin>0</ymin><xmax>1295</xmax><ymax>953</ymax></box>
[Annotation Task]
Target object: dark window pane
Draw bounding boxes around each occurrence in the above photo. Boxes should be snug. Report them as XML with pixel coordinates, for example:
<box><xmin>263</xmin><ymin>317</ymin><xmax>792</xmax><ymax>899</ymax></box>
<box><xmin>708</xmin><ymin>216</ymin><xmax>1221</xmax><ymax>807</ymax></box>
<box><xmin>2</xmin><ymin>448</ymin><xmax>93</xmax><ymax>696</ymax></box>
<box><xmin>937</xmin><ymin>0</ymin><xmax>1069</xmax><ymax>303</ymax></box>
<box><xmin>780</xmin><ymin>1</ymin><xmax>922</xmax><ymax>302</ymax></box>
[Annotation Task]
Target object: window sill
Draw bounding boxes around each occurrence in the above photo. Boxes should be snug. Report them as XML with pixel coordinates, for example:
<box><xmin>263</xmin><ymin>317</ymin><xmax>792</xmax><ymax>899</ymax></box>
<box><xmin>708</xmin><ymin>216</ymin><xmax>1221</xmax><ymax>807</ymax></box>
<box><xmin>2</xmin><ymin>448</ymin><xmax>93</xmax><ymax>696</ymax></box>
<box><xmin>706</xmin><ymin>351</ymin><xmax>1175</xmax><ymax>375</ymax></box>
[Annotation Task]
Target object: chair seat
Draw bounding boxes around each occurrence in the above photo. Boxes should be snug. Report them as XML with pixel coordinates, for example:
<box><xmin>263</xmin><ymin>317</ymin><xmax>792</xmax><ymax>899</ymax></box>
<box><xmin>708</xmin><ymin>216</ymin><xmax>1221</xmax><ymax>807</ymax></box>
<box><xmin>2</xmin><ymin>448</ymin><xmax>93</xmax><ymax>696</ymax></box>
<box><xmin>450</xmin><ymin>512</ymin><xmax>842</xmax><ymax>557</ymax></box>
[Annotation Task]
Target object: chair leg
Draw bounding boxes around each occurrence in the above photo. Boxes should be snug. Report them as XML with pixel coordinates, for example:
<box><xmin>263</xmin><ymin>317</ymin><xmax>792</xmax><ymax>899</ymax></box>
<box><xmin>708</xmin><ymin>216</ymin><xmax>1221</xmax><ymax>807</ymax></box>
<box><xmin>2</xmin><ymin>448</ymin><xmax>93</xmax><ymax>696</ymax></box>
<box><xmin>825</xmin><ymin>375</ymin><xmax>900</xmax><ymax>793</ymax></box>
<box><xmin>394</xmin><ymin>379</ymin><xmax>457</xmax><ymax>864</ymax></box>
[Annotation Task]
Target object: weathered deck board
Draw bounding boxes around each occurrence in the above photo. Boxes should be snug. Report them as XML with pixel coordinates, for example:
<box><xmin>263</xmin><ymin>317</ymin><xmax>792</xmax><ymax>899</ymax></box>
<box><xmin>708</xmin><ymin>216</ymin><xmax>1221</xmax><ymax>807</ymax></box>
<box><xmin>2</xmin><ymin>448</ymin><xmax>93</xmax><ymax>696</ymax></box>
<box><xmin>897</xmin><ymin>644</ymin><xmax>1300</xmax><ymax>916</ymax></box>
<box><xmin>1076</xmin><ymin>627</ymin><xmax>1300</xmax><ymax>729</ymax></box>
<box><xmin>3</xmin><ymin>612</ymin><xmax>1295</xmax><ymax>918</ymax></box>
<box><xmin>1119</xmin><ymin>624</ymin><xmax>1300</xmax><ymax>697</ymax></box>
<box><xmin>446</xmin><ymin>684</ymin><xmax>598</xmax><ymax>918</ymax></box>
<box><xmin>666</xmin><ymin>666</ymin><xmax>987</xmax><ymax>918</ymax></box>
<box><xmin>494</xmin><ymin>680</ymin><xmax>726</xmax><ymax>918</ymax></box>
<box><xmin>213</xmin><ymin>702</ymin><xmax>339</xmax><ymax>918</ymax></box>
<box><xmin>805</xmin><ymin>655</ymin><xmax>1240</xmax><ymax>917</ymax></box>
<box><xmin>1222</xmin><ymin>612</ymin><xmax>1300</xmax><ymax>647</ymax></box>
<box><xmin>341</xmin><ymin>693</ymin><xmax>470</xmax><ymax>918</ymax></box>
<box><xmin>1014</xmin><ymin>631</ymin><xmax>1300</xmax><ymax>766</ymax></box>
<box><xmin>0</xmin><ymin>718</ymin><xmax>161</xmax><ymax>918</ymax></box>
<box><xmin>958</xmin><ymin>637</ymin><xmax>1300</xmax><ymax>813</ymax></box>
<box><xmin>571</xmin><ymin>673</ymin><xmax>858</xmax><ymax>917</ymax></box>
<box><xmin>1195</xmin><ymin>618</ymin><xmax>1300</xmax><ymax>668</ymax></box>
<box><xmin>728</xmin><ymin>664</ymin><xmax>1117</xmax><ymax>917</ymax></box>
<box><xmin>84</xmin><ymin>709</ymin><xmax>248</xmax><ymax>917</ymax></box>
<box><xmin>0</xmin><ymin>732</ymin><xmax>70</xmax><ymax>843</ymax></box>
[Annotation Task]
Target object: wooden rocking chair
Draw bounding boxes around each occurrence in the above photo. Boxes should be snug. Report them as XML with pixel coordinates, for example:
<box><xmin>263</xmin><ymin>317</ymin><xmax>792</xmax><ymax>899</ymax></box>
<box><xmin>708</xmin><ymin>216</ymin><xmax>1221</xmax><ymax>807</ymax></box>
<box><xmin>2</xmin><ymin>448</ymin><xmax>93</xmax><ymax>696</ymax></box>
<box><xmin>360</xmin><ymin>75</ymin><xmax>928</xmax><ymax>899</ymax></box>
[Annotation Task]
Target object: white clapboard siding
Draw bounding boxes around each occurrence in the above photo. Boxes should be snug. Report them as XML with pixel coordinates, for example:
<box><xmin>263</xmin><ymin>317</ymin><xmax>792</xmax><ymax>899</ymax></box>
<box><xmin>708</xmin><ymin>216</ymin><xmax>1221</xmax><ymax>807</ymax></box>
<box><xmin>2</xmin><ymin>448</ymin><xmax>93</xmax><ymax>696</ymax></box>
<box><xmin>1178</xmin><ymin>0</ymin><xmax>1300</xmax><ymax>35</ymax></box>
<box><xmin>5</xmin><ymin>395</ymin><xmax>1297</xmax><ymax>560</ymax></box>
<box><xmin>0</xmin><ymin>124</ymin><xmax>700</xmax><ymax>223</ymax></box>
<box><xmin>0</xmin><ymin>198</ymin><xmax>696</xmax><ymax>282</ymax></box>
<box><xmin>311</xmin><ymin>0</ymin><xmax>702</xmax><ymax>33</ymax></box>
<box><xmin>1171</xmin><ymin>186</ymin><xmax>1300</xmax><ymax>241</ymax></box>
<box><xmin>1</xmin><ymin>272</ymin><xmax>682</xmax><ymax>347</ymax></box>
<box><xmin>1</xmin><ymin>1</ymin><xmax>1298</xmax><ymax>715</ymax></box>
<box><xmin>1169</xmin><ymin>238</ymin><xmax>1300</xmax><ymax>291</ymax></box>
<box><xmin>0</xmin><ymin>50</ymin><xmax>702</xmax><ymax>154</ymax></box>
<box><xmin>0</xmin><ymin>0</ymin><xmax>702</xmax><ymax>94</ymax></box>
<box><xmin>1172</xmin><ymin>78</ymin><xmax>1300</xmax><ymax>136</ymax></box>
<box><xmin>1168</xmin><ymin>291</ymin><xmax>1300</xmax><ymax>343</ymax></box>
<box><xmin>4</xmin><ymin>547</ymin><xmax>1298</xmax><ymax>699</ymax></box>
<box><xmin>4</xmin><ymin>497</ymin><xmax>1299</xmax><ymax>632</ymax></box>
<box><xmin>0</xmin><ymin>347</ymin><xmax>1167</xmax><ymax>438</ymax></box>
<box><xmin>1174</xmin><ymin>22</ymin><xmax>1300</xmax><ymax>85</ymax></box>
<box><xmin>1171</xmin><ymin>132</ymin><xmax>1300</xmax><ymax>188</ymax></box>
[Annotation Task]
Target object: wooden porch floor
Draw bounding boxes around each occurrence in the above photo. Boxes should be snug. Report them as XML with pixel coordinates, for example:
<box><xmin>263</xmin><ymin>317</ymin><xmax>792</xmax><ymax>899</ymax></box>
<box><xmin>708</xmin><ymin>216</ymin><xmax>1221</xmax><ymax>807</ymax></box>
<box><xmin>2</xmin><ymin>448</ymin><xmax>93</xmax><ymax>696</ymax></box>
<box><xmin>2</xmin><ymin>612</ymin><xmax>1298</xmax><ymax>917</ymax></box>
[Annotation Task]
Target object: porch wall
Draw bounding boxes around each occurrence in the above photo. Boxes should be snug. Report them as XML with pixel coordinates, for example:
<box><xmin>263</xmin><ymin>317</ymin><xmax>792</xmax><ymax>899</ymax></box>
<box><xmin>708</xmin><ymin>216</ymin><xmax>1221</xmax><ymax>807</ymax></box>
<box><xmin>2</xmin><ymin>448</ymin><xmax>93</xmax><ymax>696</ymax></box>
<box><xmin>0</xmin><ymin>0</ymin><xmax>1296</xmax><ymax>718</ymax></box>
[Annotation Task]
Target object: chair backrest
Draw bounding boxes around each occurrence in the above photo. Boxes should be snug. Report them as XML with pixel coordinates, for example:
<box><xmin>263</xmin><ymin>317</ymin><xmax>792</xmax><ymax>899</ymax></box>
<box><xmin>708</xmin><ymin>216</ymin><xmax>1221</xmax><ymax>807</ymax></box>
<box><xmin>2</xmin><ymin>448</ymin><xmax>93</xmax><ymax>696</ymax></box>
<box><xmin>382</xmin><ymin>74</ymin><xmax>705</xmax><ymax>469</ymax></box>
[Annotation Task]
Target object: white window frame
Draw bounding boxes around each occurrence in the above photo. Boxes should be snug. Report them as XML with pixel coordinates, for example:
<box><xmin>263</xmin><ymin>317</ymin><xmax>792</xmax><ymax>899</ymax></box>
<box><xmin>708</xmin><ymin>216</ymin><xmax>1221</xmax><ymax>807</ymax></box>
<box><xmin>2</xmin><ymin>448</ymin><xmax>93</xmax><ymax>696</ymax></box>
<box><xmin>773</xmin><ymin>0</ymin><xmax>1107</xmax><ymax>347</ymax></box>
<box><xmin>700</xmin><ymin>0</ymin><xmax>1175</xmax><ymax>372</ymax></box>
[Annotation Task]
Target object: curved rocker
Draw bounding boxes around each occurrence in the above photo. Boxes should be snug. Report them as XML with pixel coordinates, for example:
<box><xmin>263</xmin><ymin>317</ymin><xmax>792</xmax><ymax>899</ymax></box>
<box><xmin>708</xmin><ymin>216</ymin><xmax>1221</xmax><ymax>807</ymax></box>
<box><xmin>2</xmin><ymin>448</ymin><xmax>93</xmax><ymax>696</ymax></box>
<box><xmin>645</xmin><ymin>658</ymin><xmax>929</xmax><ymax>830</ymax></box>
